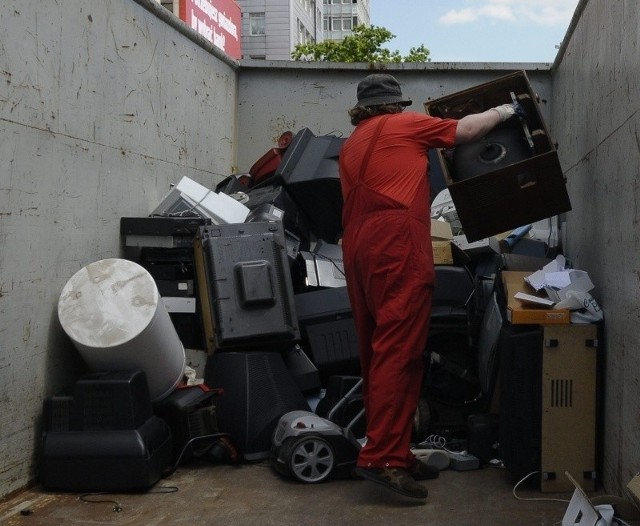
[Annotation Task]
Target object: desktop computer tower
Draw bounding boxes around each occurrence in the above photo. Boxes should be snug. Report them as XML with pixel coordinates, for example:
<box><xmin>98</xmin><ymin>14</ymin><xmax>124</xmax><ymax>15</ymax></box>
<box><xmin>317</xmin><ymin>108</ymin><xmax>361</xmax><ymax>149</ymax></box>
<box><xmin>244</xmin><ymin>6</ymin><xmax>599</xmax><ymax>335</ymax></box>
<box><xmin>499</xmin><ymin>323</ymin><xmax>599</xmax><ymax>492</ymax></box>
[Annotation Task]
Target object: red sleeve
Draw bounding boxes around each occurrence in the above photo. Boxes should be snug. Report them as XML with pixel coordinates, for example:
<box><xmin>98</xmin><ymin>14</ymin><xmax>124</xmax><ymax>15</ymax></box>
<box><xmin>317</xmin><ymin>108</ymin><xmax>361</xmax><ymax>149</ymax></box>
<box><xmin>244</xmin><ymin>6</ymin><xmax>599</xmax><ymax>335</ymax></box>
<box><xmin>401</xmin><ymin>112</ymin><xmax>458</xmax><ymax>149</ymax></box>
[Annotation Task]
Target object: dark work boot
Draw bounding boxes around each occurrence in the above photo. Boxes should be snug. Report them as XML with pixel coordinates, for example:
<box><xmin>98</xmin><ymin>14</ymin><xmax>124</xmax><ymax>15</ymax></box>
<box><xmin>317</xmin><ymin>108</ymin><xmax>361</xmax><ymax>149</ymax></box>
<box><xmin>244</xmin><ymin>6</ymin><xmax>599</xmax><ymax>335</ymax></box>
<box><xmin>408</xmin><ymin>458</ymin><xmax>440</xmax><ymax>481</ymax></box>
<box><xmin>354</xmin><ymin>466</ymin><xmax>428</xmax><ymax>499</ymax></box>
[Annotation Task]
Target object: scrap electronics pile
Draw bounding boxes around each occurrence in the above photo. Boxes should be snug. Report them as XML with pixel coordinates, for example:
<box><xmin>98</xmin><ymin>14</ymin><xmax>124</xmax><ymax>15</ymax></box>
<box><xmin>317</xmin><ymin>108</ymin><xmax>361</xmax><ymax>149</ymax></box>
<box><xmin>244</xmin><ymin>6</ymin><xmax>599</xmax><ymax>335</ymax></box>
<box><xmin>44</xmin><ymin>71</ymin><xmax>596</xmax><ymax>494</ymax></box>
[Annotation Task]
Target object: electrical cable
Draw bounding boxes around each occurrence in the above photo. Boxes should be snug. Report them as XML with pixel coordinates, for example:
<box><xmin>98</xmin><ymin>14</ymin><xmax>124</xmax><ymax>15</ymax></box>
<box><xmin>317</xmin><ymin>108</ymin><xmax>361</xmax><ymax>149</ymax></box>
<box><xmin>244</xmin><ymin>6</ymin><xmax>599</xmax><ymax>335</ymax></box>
<box><xmin>512</xmin><ymin>471</ymin><xmax>571</xmax><ymax>503</ymax></box>
<box><xmin>162</xmin><ymin>432</ymin><xmax>234</xmax><ymax>478</ymax></box>
<box><xmin>415</xmin><ymin>434</ymin><xmax>458</xmax><ymax>455</ymax></box>
<box><xmin>78</xmin><ymin>486</ymin><xmax>179</xmax><ymax>513</ymax></box>
<box><xmin>78</xmin><ymin>493</ymin><xmax>124</xmax><ymax>512</ymax></box>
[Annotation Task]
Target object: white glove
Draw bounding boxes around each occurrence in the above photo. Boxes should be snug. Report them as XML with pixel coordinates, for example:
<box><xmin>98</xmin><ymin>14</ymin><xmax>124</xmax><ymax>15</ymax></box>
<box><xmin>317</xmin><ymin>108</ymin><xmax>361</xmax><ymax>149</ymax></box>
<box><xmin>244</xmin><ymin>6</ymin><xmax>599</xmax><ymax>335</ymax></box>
<box><xmin>491</xmin><ymin>103</ymin><xmax>517</xmax><ymax>122</ymax></box>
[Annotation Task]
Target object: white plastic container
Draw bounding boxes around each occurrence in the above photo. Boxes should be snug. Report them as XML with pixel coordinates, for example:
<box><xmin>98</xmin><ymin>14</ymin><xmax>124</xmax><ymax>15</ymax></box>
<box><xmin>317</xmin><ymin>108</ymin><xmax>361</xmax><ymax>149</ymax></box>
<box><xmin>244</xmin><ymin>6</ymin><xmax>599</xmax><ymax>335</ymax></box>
<box><xmin>58</xmin><ymin>258</ymin><xmax>186</xmax><ymax>401</ymax></box>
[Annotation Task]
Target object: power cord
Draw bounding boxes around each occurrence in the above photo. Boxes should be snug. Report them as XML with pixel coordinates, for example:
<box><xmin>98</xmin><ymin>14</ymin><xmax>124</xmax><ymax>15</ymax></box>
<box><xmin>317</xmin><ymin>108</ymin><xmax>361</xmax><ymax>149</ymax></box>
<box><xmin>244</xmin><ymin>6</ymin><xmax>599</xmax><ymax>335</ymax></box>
<box><xmin>414</xmin><ymin>434</ymin><xmax>458</xmax><ymax>455</ymax></box>
<box><xmin>512</xmin><ymin>471</ymin><xmax>570</xmax><ymax>504</ymax></box>
<box><xmin>78</xmin><ymin>487</ymin><xmax>178</xmax><ymax>513</ymax></box>
<box><xmin>79</xmin><ymin>493</ymin><xmax>124</xmax><ymax>513</ymax></box>
<box><xmin>162</xmin><ymin>432</ymin><xmax>235</xmax><ymax>478</ymax></box>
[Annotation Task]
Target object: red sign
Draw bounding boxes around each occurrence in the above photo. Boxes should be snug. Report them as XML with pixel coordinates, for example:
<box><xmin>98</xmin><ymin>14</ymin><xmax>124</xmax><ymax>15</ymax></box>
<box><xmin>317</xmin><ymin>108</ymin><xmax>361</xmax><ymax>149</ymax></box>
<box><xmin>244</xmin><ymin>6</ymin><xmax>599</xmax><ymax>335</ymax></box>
<box><xmin>179</xmin><ymin>0</ymin><xmax>241</xmax><ymax>60</ymax></box>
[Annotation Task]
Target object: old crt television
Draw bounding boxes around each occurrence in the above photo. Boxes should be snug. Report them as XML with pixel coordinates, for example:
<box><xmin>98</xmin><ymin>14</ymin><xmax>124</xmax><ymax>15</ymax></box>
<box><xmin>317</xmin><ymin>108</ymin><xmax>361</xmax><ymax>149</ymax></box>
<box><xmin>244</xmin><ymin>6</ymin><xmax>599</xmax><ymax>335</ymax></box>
<box><xmin>244</xmin><ymin>183</ymin><xmax>312</xmax><ymax>248</ymax></box>
<box><xmin>272</xmin><ymin>128</ymin><xmax>346</xmax><ymax>243</ymax></box>
<box><xmin>199</xmin><ymin>222</ymin><xmax>299</xmax><ymax>349</ymax></box>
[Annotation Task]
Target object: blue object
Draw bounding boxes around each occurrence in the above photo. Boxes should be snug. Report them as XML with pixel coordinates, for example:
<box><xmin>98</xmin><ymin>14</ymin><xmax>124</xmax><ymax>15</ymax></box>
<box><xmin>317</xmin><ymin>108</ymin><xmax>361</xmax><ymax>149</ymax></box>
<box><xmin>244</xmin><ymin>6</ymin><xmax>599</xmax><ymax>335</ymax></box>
<box><xmin>502</xmin><ymin>224</ymin><xmax>533</xmax><ymax>248</ymax></box>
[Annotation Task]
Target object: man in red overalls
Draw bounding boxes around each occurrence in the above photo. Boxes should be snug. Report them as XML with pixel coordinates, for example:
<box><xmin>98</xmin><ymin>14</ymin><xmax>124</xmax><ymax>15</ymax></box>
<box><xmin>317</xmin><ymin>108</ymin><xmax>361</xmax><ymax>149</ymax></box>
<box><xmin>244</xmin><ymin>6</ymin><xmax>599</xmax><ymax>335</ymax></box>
<box><xmin>339</xmin><ymin>73</ymin><xmax>520</xmax><ymax>500</ymax></box>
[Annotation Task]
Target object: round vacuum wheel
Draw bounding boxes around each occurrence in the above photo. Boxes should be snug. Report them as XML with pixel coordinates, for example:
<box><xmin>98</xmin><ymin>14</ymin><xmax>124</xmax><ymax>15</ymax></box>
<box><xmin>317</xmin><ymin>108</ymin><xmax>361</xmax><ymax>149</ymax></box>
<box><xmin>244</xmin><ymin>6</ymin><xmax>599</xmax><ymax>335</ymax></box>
<box><xmin>286</xmin><ymin>435</ymin><xmax>335</xmax><ymax>483</ymax></box>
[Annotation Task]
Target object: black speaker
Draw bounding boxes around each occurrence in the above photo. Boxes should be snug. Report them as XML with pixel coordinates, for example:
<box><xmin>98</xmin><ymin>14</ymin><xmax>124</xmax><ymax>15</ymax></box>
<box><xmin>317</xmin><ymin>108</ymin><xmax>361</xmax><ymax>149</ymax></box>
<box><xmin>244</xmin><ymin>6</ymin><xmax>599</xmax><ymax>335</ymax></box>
<box><xmin>204</xmin><ymin>351</ymin><xmax>309</xmax><ymax>461</ymax></box>
<box><xmin>452</xmin><ymin>119</ymin><xmax>533</xmax><ymax>182</ymax></box>
<box><xmin>424</xmin><ymin>71</ymin><xmax>572</xmax><ymax>242</ymax></box>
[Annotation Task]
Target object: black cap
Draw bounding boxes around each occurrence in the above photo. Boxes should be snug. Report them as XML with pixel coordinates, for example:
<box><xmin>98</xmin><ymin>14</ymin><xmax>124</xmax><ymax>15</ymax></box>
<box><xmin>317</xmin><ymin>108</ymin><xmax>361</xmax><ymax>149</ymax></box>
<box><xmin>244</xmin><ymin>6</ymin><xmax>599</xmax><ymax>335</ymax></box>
<box><xmin>356</xmin><ymin>74</ymin><xmax>412</xmax><ymax>108</ymax></box>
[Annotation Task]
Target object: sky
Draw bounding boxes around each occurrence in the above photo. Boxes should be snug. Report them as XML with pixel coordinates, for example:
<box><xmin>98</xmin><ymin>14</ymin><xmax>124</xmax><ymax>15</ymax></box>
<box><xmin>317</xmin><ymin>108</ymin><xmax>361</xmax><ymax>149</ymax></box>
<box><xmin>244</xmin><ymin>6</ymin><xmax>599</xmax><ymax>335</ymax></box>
<box><xmin>370</xmin><ymin>0</ymin><xmax>580</xmax><ymax>63</ymax></box>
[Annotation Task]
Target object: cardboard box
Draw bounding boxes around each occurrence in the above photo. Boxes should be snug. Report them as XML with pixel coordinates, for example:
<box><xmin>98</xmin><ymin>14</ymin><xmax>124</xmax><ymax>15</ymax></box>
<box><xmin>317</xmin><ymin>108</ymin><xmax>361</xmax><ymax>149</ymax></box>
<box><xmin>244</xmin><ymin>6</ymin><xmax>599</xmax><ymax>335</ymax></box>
<box><xmin>432</xmin><ymin>241</ymin><xmax>453</xmax><ymax>265</ymax></box>
<box><xmin>561</xmin><ymin>472</ymin><xmax>603</xmax><ymax>525</ymax></box>
<box><xmin>431</xmin><ymin>219</ymin><xmax>453</xmax><ymax>264</ymax></box>
<box><xmin>431</xmin><ymin>219</ymin><xmax>453</xmax><ymax>241</ymax></box>
<box><xmin>502</xmin><ymin>270</ymin><xmax>570</xmax><ymax>324</ymax></box>
<box><xmin>453</xmin><ymin>231</ymin><xmax>510</xmax><ymax>258</ymax></box>
<box><xmin>425</xmin><ymin>71</ymin><xmax>571</xmax><ymax>242</ymax></box>
<box><xmin>452</xmin><ymin>234</ymin><xmax>492</xmax><ymax>258</ymax></box>
<box><xmin>628</xmin><ymin>474</ymin><xmax>640</xmax><ymax>508</ymax></box>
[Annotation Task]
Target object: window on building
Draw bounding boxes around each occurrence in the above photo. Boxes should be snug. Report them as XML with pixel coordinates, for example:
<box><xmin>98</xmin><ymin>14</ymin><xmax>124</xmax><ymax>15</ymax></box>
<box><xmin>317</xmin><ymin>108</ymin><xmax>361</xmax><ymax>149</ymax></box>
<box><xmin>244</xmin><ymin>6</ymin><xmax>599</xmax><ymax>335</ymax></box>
<box><xmin>331</xmin><ymin>16</ymin><xmax>352</xmax><ymax>31</ymax></box>
<box><xmin>353</xmin><ymin>16</ymin><xmax>358</xmax><ymax>26</ymax></box>
<box><xmin>300</xmin><ymin>0</ymin><xmax>312</xmax><ymax>15</ymax></box>
<box><xmin>323</xmin><ymin>16</ymin><xmax>329</xmax><ymax>31</ymax></box>
<box><xmin>249</xmin><ymin>13</ymin><xmax>265</xmax><ymax>36</ymax></box>
<box><xmin>298</xmin><ymin>19</ymin><xmax>314</xmax><ymax>45</ymax></box>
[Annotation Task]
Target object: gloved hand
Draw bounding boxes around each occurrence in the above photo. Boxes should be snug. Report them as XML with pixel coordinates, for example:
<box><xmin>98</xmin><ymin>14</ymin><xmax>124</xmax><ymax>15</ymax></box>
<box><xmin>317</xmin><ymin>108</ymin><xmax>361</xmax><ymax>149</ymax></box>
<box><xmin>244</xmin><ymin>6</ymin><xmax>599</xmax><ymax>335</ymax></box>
<box><xmin>492</xmin><ymin>102</ymin><xmax>526</xmax><ymax>122</ymax></box>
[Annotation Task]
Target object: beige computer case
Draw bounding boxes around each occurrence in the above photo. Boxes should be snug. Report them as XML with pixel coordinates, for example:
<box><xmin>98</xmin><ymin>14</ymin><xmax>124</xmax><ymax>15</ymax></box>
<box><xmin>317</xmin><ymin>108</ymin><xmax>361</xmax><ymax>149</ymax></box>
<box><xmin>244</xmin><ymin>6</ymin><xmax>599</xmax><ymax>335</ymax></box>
<box><xmin>540</xmin><ymin>324</ymin><xmax>598</xmax><ymax>492</ymax></box>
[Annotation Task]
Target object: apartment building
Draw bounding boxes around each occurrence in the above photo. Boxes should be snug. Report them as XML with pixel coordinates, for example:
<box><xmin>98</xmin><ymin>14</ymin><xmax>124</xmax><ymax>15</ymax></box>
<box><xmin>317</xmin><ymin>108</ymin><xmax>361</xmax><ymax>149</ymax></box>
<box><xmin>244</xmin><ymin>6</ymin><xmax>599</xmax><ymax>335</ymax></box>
<box><xmin>323</xmin><ymin>0</ymin><xmax>370</xmax><ymax>43</ymax></box>
<box><xmin>237</xmin><ymin>0</ymin><xmax>370</xmax><ymax>60</ymax></box>
<box><xmin>235</xmin><ymin>0</ymin><xmax>321</xmax><ymax>60</ymax></box>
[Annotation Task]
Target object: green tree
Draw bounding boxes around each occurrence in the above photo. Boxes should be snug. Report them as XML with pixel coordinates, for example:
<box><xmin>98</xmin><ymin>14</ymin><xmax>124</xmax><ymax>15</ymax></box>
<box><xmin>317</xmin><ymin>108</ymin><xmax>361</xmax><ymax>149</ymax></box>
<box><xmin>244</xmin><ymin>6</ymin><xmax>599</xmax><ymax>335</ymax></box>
<box><xmin>291</xmin><ymin>25</ymin><xmax>430</xmax><ymax>63</ymax></box>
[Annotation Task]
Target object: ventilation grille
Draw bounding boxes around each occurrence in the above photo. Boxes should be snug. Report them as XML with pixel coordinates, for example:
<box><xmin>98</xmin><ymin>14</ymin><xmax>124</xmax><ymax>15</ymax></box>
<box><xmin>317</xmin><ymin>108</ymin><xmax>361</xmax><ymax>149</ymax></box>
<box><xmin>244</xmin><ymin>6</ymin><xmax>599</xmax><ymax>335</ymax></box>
<box><xmin>550</xmin><ymin>379</ymin><xmax>573</xmax><ymax>407</ymax></box>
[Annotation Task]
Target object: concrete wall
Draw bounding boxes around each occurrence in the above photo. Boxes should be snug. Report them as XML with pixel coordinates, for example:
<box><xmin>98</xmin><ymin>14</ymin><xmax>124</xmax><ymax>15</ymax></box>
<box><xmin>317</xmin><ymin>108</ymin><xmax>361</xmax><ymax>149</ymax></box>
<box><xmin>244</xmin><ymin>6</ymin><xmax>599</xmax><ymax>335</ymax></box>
<box><xmin>235</xmin><ymin>62</ymin><xmax>554</xmax><ymax>172</ymax></box>
<box><xmin>0</xmin><ymin>0</ymin><xmax>238</xmax><ymax>498</ymax></box>
<box><xmin>551</xmin><ymin>0</ymin><xmax>640</xmax><ymax>495</ymax></box>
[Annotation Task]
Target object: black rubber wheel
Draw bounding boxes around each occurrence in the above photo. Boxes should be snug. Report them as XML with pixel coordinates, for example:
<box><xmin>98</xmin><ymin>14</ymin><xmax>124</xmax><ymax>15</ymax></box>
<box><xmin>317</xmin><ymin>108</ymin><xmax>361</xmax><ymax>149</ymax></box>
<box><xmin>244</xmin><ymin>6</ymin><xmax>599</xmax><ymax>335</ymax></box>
<box><xmin>286</xmin><ymin>435</ymin><xmax>335</xmax><ymax>483</ymax></box>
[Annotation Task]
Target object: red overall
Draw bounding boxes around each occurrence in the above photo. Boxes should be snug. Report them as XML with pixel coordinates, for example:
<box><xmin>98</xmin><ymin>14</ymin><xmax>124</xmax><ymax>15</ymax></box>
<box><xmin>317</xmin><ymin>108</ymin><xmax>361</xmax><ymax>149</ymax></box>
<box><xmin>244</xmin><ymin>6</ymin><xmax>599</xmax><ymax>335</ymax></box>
<box><xmin>341</xmin><ymin>116</ymin><xmax>435</xmax><ymax>469</ymax></box>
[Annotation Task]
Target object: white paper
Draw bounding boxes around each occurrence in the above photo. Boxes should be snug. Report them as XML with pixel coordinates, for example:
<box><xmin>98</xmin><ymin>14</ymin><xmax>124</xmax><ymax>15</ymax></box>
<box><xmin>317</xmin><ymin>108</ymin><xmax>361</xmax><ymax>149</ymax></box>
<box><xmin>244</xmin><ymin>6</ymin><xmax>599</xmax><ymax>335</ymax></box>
<box><xmin>545</xmin><ymin>271</ymin><xmax>572</xmax><ymax>289</ymax></box>
<box><xmin>524</xmin><ymin>269</ymin><xmax>547</xmax><ymax>291</ymax></box>
<box><xmin>514</xmin><ymin>291</ymin><xmax>555</xmax><ymax>307</ymax></box>
<box><xmin>525</xmin><ymin>255</ymin><xmax>566</xmax><ymax>290</ymax></box>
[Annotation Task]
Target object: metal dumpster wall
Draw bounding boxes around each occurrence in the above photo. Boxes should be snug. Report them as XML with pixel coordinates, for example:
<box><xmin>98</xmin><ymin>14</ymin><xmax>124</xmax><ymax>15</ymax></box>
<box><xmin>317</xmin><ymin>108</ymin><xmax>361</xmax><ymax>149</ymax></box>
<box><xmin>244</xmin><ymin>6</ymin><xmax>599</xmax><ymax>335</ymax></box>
<box><xmin>551</xmin><ymin>0</ymin><xmax>640</xmax><ymax>496</ymax></box>
<box><xmin>235</xmin><ymin>62</ymin><xmax>554</xmax><ymax>173</ymax></box>
<box><xmin>0</xmin><ymin>0</ymin><xmax>237</xmax><ymax>498</ymax></box>
<box><xmin>3</xmin><ymin>0</ymin><xmax>634</xmax><ymax>502</ymax></box>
